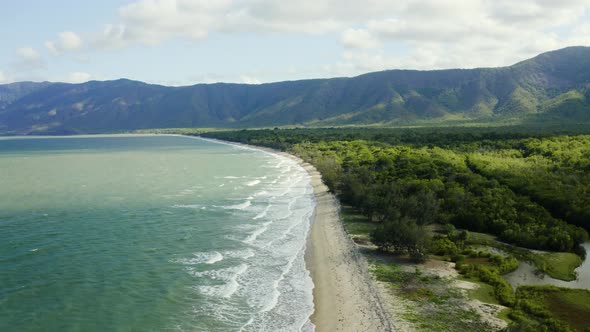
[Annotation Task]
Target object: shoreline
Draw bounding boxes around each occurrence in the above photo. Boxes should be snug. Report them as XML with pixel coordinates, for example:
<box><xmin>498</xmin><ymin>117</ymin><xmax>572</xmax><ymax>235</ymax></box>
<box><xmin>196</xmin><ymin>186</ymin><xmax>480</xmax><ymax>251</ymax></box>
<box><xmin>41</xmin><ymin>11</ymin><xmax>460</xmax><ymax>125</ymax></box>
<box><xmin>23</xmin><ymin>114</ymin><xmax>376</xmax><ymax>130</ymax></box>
<box><xmin>19</xmin><ymin>133</ymin><xmax>394</xmax><ymax>330</ymax></box>
<box><xmin>192</xmin><ymin>136</ymin><xmax>511</xmax><ymax>330</ymax></box>
<box><xmin>196</xmin><ymin>135</ymin><xmax>394</xmax><ymax>330</ymax></box>
<box><xmin>192</xmin><ymin>135</ymin><xmax>394</xmax><ymax>330</ymax></box>
<box><xmin>174</xmin><ymin>133</ymin><xmax>510</xmax><ymax>330</ymax></box>
<box><xmin>280</xmin><ymin>153</ymin><xmax>394</xmax><ymax>331</ymax></box>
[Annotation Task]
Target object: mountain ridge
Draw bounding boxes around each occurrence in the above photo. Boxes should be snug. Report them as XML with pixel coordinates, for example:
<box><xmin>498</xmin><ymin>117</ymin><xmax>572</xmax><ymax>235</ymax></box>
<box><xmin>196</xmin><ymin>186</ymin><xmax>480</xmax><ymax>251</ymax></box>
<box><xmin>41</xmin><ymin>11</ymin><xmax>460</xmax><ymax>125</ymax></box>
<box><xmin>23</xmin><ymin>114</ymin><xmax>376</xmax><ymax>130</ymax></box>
<box><xmin>1</xmin><ymin>46</ymin><xmax>589</xmax><ymax>134</ymax></box>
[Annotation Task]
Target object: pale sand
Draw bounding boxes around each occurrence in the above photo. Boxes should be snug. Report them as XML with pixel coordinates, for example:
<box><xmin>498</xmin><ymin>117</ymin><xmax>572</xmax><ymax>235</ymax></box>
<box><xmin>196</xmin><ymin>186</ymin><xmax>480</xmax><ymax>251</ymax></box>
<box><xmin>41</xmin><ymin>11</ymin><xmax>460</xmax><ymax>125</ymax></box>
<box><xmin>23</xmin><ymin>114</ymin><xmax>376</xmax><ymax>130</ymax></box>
<box><xmin>289</xmin><ymin>157</ymin><xmax>394</xmax><ymax>332</ymax></box>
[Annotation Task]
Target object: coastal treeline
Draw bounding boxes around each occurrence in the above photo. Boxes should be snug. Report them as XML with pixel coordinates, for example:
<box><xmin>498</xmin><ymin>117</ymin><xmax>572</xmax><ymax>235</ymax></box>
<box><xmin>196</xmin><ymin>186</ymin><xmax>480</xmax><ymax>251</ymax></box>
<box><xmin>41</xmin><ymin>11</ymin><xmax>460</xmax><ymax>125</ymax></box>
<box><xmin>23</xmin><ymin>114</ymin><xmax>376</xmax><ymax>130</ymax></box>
<box><xmin>201</xmin><ymin>128</ymin><xmax>589</xmax><ymax>257</ymax></box>
<box><xmin>201</xmin><ymin>127</ymin><xmax>590</xmax><ymax>331</ymax></box>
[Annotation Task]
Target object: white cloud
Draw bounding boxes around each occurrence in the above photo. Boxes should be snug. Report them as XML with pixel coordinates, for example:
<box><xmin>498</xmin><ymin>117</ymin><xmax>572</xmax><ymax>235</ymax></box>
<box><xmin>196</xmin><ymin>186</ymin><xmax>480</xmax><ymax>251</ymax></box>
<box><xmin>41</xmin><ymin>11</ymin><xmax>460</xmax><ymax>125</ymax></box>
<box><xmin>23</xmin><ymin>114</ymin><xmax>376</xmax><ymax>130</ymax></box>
<box><xmin>12</xmin><ymin>0</ymin><xmax>590</xmax><ymax>83</ymax></box>
<box><xmin>341</xmin><ymin>28</ymin><xmax>379</xmax><ymax>49</ymax></box>
<box><xmin>566</xmin><ymin>23</ymin><xmax>590</xmax><ymax>45</ymax></box>
<box><xmin>17</xmin><ymin>47</ymin><xmax>41</xmax><ymax>61</ymax></box>
<box><xmin>95</xmin><ymin>24</ymin><xmax>127</xmax><ymax>49</ymax></box>
<box><xmin>44</xmin><ymin>41</ymin><xmax>58</xmax><ymax>55</ymax></box>
<box><xmin>96</xmin><ymin>0</ymin><xmax>392</xmax><ymax>47</ymax></box>
<box><xmin>240</xmin><ymin>75</ymin><xmax>261</xmax><ymax>84</ymax></box>
<box><xmin>315</xmin><ymin>0</ymin><xmax>590</xmax><ymax>77</ymax></box>
<box><xmin>102</xmin><ymin>0</ymin><xmax>233</xmax><ymax>46</ymax></box>
<box><xmin>59</xmin><ymin>31</ymin><xmax>83</xmax><ymax>50</ymax></box>
<box><xmin>45</xmin><ymin>31</ymin><xmax>83</xmax><ymax>55</ymax></box>
<box><xmin>0</xmin><ymin>70</ymin><xmax>5</xmax><ymax>82</ymax></box>
<box><xmin>16</xmin><ymin>47</ymin><xmax>46</xmax><ymax>69</ymax></box>
<box><xmin>94</xmin><ymin>0</ymin><xmax>589</xmax><ymax>57</ymax></box>
<box><xmin>67</xmin><ymin>72</ymin><xmax>92</xmax><ymax>83</ymax></box>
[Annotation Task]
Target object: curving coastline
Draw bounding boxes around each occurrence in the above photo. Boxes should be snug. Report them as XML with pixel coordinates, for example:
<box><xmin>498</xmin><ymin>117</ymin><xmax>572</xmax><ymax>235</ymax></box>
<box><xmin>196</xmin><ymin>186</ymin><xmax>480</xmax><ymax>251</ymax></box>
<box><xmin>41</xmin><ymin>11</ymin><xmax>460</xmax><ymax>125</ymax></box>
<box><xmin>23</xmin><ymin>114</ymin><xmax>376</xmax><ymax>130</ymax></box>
<box><xmin>279</xmin><ymin>153</ymin><xmax>394</xmax><ymax>332</ymax></box>
<box><xmin>192</xmin><ymin>136</ymin><xmax>394</xmax><ymax>331</ymax></box>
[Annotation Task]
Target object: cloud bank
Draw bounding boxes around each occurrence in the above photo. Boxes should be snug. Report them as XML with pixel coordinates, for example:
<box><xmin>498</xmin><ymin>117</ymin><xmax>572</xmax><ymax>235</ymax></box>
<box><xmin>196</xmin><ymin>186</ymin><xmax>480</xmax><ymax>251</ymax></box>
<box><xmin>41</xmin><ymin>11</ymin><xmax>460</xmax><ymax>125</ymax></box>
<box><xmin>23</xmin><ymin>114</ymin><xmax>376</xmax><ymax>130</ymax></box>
<box><xmin>96</xmin><ymin>0</ymin><xmax>588</xmax><ymax>71</ymax></box>
<box><xmin>45</xmin><ymin>31</ymin><xmax>83</xmax><ymax>55</ymax></box>
<box><xmin>7</xmin><ymin>0</ymin><xmax>590</xmax><ymax>83</ymax></box>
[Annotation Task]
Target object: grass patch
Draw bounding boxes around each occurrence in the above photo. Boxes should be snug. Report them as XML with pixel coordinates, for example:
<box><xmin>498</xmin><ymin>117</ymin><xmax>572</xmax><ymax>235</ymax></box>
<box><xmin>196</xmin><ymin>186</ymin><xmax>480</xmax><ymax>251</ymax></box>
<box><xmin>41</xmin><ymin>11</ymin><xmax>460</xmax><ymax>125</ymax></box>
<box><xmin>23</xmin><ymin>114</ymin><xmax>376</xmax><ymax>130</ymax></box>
<box><xmin>496</xmin><ymin>308</ymin><xmax>512</xmax><ymax>324</ymax></box>
<box><xmin>465</xmin><ymin>279</ymin><xmax>499</xmax><ymax>305</ymax></box>
<box><xmin>547</xmin><ymin>289</ymin><xmax>590</xmax><ymax>331</ymax></box>
<box><xmin>466</xmin><ymin>231</ymin><xmax>582</xmax><ymax>281</ymax></box>
<box><xmin>509</xmin><ymin>250</ymin><xmax>582</xmax><ymax>281</ymax></box>
<box><xmin>467</xmin><ymin>231</ymin><xmax>497</xmax><ymax>245</ymax></box>
<box><xmin>511</xmin><ymin>286</ymin><xmax>590</xmax><ymax>331</ymax></box>
<box><xmin>463</xmin><ymin>257</ymin><xmax>494</xmax><ymax>266</ymax></box>
<box><xmin>340</xmin><ymin>205</ymin><xmax>377</xmax><ymax>240</ymax></box>
<box><xmin>371</xmin><ymin>261</ymin><xmax>497</xmax><ymax>331</ymax></box>
<box><xmin>540</xmin><ymin>252</ymin><xmax>583</xmax><ymax>281</ymax></box>
<box><xmin>371</xmin><ymin>262</ymin><xmax>411</xmax><ymax>284</ymax></box>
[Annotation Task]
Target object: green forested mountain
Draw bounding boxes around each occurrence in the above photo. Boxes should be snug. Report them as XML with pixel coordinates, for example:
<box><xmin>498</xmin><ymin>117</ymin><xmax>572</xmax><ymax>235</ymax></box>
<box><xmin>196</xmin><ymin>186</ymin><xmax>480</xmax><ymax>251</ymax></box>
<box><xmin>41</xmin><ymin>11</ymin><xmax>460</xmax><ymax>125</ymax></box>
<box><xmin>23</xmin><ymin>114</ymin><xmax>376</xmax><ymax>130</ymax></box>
<box><xmin>1</xmin><ymin>47</ymin><xmax>590</xmax><ymax>134</ymax></box>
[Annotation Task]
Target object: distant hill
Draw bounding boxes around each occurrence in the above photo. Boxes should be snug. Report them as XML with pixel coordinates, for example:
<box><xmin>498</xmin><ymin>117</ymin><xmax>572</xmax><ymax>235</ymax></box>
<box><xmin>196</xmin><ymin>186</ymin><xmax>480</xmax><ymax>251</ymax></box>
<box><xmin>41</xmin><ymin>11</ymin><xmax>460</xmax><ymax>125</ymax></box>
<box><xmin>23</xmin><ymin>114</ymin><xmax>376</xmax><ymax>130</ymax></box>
<box><xmin>1</xmin><ymin>47</ymin><xmax>590</xmax><ymax>135</ymax></box>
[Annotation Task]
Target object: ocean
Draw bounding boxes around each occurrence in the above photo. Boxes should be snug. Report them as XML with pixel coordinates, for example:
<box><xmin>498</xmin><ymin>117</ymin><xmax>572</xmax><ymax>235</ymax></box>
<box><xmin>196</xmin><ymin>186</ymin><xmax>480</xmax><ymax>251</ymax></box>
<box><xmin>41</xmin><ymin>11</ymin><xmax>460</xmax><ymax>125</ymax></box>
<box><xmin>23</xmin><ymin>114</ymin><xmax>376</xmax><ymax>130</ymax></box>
<box><xmin>0</xmin><ymin>135</ymin><xmax>315</xmax><ymax>331</ymax></box>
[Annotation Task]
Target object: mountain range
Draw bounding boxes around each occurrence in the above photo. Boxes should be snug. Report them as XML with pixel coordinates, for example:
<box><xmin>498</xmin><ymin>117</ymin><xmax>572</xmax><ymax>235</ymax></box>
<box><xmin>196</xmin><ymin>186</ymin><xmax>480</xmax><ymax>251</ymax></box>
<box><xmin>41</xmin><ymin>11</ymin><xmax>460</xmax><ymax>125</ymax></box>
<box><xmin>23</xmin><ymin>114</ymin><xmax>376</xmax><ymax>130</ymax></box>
<box><xmin>1</xmin><ymin>47</ymin><xmax>590</xmax><ymax>135</ymax></box>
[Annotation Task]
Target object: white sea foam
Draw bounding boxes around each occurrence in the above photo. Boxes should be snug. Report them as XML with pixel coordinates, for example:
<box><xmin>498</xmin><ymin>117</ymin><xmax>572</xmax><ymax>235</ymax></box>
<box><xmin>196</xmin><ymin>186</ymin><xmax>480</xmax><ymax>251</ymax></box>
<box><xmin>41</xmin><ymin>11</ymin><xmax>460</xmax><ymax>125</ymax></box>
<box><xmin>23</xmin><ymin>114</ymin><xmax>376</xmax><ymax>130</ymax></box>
<box><xmin>171</xmin><ymin>203</ymin><xmax>207</xmax><ymax>210</ymax></box>
<box><xmin>179</xmin><ymin>189</ymin><xmax>195</xmax><ymax>194</ymax></box>
<box><xmin>225</xmin><ymin>248</ymin><xmax>255</xmax><ymax>260</ymax></box>
<box><xmin>253</xmin><ymin>190</ymin><xmax>269</xmax><ymax>197</ymax></box>
<box><xmin>280</xmin><ymin>165</ymin><xmax>293</xmax><ymax>174</ymax></box>
<box><xmin>244</xmin><ymin>221</ymin><xmax>272</xmax><ymax>244</ymax></box>
<box><xmin>253</xmin><ymin>204</ymin><xmax>272</xmax><ymax>220</ymax></box>
<box><xmin>222</xmin><ymin>201</ymin><xmax>251</xmax><ymax>210</ymax></box>
<box><xmin>224</xmin><ymin>176</ymin><xmax>241</xmax><ymax>179</ymax></box>
<box><xmin>206</xmin><ymin>252</ymin><xmax>224</xmax><ymax>264</ymax></box>
<box><xmin>174</xmin><ymin>251</ymin><xmax>224</xmax><ymax>265</ymax></box>
<box><xmin>245</xmin><ymin>180</ymin><xmax>261</xmax><ymax>187</ymax></box>
<box><xmin>264</xmin><ymin>209</ymin><xmax>311</xmax><ymax>249</ymax></box>
<box><xmin>179</xmin><ymin>136</ymin><xmax>316</xmax><ymax>331</ymax></box>
<box><xmin>171</xmin><ymin>204</ymin><xmax>203</xmax><ymax>209</ymax></box>
<box><xmin>193</xmin><ymin>263</ymin><xmax>249</xmax><ymax>298</ymax></box>
<box><xmin>274</xmin><ymin>160</ymin><xmax>286</xmax><ymax>169</ymax></box>
<box><xmin>261</xmin><ymin>253</ymin><xmax>296</xmax><ymax>312</ymax></box>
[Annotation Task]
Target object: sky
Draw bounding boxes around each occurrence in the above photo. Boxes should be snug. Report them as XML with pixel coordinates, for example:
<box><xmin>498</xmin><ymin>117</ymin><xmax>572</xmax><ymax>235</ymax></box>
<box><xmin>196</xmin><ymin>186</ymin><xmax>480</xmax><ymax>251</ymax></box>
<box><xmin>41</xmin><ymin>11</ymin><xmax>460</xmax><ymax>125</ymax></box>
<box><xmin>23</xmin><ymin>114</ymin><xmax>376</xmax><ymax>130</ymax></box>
<box><xmin>0</xmin><ymin>0</ymin><xmax>589</xmax><ymax>86</ymax></box>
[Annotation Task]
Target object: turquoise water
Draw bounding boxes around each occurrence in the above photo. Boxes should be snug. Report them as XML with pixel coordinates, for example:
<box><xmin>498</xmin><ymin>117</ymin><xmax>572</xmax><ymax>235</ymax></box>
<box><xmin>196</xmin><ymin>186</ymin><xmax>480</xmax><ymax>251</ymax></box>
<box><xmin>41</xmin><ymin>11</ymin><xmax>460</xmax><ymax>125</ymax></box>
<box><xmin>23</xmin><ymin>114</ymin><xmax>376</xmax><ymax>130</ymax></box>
<box><xmin>0</xmin><ymin>135</ymin><xmax>315</xmax><ymax>331</ymax></box>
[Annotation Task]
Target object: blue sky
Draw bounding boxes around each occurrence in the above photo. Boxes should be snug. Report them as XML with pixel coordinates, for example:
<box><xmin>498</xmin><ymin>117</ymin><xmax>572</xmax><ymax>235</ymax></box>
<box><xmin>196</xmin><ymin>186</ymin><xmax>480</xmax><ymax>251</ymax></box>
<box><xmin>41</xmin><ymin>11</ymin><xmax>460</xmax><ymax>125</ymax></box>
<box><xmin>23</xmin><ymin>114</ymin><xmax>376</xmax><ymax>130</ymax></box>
<box><xmin>1</xmin><ymin>0</ymin><xmax>589</xmax><ymax>85</ymax></box>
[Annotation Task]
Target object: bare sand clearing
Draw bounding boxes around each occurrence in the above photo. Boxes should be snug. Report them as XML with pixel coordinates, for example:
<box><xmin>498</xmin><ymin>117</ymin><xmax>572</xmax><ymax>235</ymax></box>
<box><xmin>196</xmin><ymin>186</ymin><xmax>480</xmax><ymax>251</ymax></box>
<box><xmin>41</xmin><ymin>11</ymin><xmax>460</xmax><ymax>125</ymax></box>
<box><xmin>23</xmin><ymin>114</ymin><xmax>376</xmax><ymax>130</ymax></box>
<box><xmin>286</xmin><ymin>156</ymin><xmax>394</xmax><ymax>332</ymax></box>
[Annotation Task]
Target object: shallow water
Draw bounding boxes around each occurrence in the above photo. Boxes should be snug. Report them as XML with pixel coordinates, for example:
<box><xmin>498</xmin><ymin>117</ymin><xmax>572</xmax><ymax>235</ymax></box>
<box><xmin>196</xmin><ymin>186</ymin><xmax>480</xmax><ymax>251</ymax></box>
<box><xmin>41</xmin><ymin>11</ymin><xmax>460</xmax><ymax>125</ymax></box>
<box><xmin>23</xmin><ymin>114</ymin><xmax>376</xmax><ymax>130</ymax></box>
<box><xmin>0</xmin><ymin>135</ymin><xmax>315</xmax><ymax>331</ymax></box>
<box><xmin>504</xmin><ymin>242</ymin><xmax>590</xmax><ymax>290</ymax></box>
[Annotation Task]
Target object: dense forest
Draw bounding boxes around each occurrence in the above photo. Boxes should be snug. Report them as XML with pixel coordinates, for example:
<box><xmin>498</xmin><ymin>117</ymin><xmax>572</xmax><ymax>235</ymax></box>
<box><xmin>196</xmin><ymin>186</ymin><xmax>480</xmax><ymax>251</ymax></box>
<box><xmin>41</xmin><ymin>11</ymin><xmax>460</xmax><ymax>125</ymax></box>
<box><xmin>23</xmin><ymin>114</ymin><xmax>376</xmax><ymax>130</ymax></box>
<box><xmin>201</xmin><ymin>127</ymin><xmax>589</xmax><ymax>256</ymax></box>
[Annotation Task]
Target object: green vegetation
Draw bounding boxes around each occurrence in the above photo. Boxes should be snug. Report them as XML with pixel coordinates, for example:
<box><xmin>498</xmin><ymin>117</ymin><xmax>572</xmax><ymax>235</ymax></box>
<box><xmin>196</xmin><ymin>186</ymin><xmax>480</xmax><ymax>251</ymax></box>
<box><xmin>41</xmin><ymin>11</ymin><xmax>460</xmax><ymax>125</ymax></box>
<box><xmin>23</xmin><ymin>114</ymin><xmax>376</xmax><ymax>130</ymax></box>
<box><xmin>200</xmin><ymin>126</ymin><xmax>590</xmax><ymax>331</ymax></box>
<box><xmin>542</xmin><ymin>253</ymin><xmax>583</xmax><ymax>281</ymax></box>
<box><xmin>467</xmin><ymin>280</ymin><xmax>498</xmax><ymax>305</ymax></box>
<box><xmin>508</xmin><ymin>286</ymin><xmax>590</xmax><ymax>331</ymax></box>
<box><xmin>341</xmin><ymin>205</ymin><xmax>376</xmax><ymax>244</ymax></box>
<box><xmin>371</xmin><ymin>262</ymin><xmax>497</xmax><ymax>331</ymax></box>
<box><xmin>466</xmin><ymin>233</ymin><xmax>583</xmax><ymax>281</ymax></box>
<box><xmin>203</xmin><ymin>128</ymin><xmax>589</xmax><ymax>257</ymax></box>
<box><xmin>455</xmin><ymin>250</ymin><xmax>519</xmax><ymax>306</ymax></box>
<box><xmin>467</xmin><ymin>135</ymin><xmax>590</xmax><ymax>232</ymax></box>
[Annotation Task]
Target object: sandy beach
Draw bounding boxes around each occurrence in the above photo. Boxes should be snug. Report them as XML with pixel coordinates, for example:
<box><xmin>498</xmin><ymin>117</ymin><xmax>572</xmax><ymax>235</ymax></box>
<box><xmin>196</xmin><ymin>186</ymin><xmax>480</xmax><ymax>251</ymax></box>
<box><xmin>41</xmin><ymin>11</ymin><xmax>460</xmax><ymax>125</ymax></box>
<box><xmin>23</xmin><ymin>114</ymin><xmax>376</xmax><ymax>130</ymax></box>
<box><xmin>197</xmin><ymin>138</ymin><xmax>395</xmax><ymax>331</ymax></box>
<box><xmin>283</xmin><ymin>154</ymin><xmax>394</xmax><ymax>331</ymax></box>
